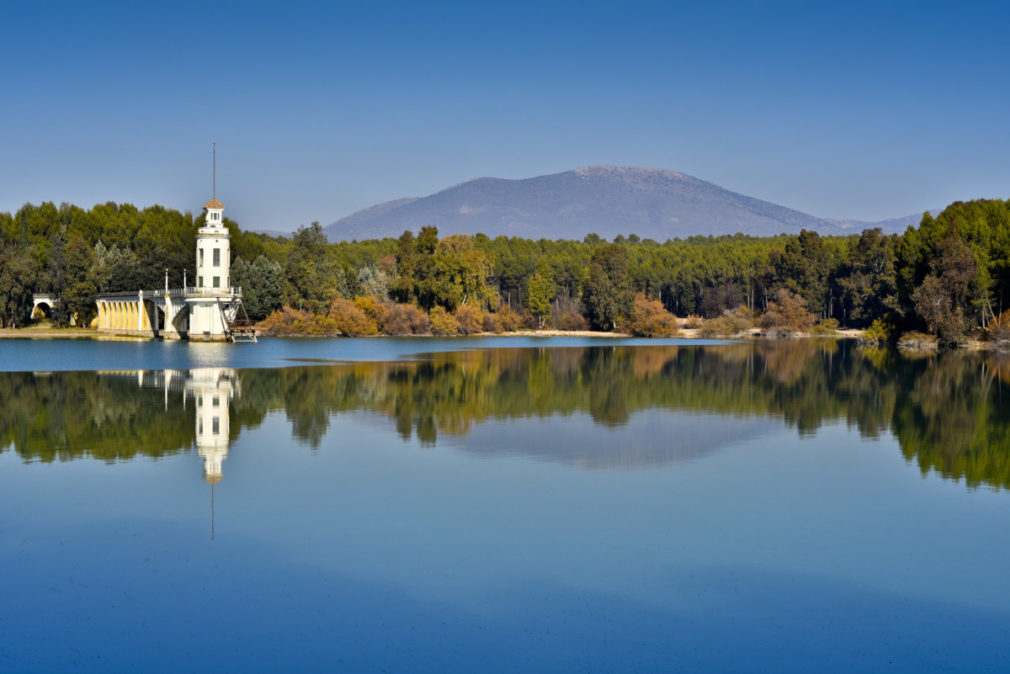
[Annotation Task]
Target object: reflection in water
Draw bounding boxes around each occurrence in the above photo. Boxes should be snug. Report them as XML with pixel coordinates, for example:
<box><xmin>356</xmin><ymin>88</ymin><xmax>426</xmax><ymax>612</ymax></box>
<box><xmin>187</xmin><ymin>368</ymin><xmax>238</xmax><ymax>484</ymax></box>
<box><xmin>2</xmin><ymin>343</ymin><xmax>1010</xmax><ymax>489</ymax></box>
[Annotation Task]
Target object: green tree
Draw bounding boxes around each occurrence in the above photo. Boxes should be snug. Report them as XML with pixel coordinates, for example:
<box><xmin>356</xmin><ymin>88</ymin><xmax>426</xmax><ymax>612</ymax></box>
<box><xmin>526</xmin><ymin>271</ymin><xmax>555</xmax><ymax>328</ymax></box>
<box><xmin>0</xmin><ymin>245</ymin><xmax>41</xmax><ymax>327</ymax></box>
<box><xmin>911</xmin><ymin>232</ymin><xmax>977</xmax><ymax>342</ymax></box>
<box><xmin>285</xmin><ymin>222</ymin><xmax>338</xmax><ymax>313</ymax></box>
<box><xmin>835</xmin><ymin>228</ymin><xmax>898</xmax><ymax>327</ymax></box>
<box><xmin>61</xmin><ymin>235</ymin><xmax>98</xmax><ymax>326</ymax></box>
<box><xmin>582</xmin><ymin>244</ymin><xmax>632</xmax><ymax>330</ymax></box>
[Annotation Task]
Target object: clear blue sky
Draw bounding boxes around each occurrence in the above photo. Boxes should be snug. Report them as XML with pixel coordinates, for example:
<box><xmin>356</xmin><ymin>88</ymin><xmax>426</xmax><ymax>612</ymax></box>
<box><xmin>3</xmin><ymin>0</ymin><xmax>1008</xmax><ymax>231</ymax></box>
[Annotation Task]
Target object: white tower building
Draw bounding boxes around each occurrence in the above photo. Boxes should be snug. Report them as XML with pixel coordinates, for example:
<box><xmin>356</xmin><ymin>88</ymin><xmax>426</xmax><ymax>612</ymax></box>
<box><xmin>187</xmin><ymin>198</ymin><xmax>237</xmax><ymax>340</ymax></box>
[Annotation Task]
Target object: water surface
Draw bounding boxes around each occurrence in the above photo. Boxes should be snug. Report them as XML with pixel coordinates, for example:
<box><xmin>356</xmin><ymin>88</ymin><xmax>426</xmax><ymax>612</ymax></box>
<box><xmin>1</xmin><ymin>340</ymin><xmax>1009</xmax><ymax>671</ymax></box>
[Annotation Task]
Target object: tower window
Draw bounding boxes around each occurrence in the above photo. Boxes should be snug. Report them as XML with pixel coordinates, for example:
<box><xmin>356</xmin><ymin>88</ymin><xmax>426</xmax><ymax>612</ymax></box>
<box><xmin>212</xmin><ymin>417</ymin><xmax>220</xmax><ymax>435</ymax></box>
<box><xmin>198</xmin><ymin>276</ymin><xmax>204</xmax><ymax>288</ymax></box>
<box><xmin>213</xmin><ymin>276</ymin><xmax>220</xmax><ymax>288</ymax></box>
<box><xmin>199</xmin><ymin>248</ymin><xmax>204</xmax><ymax>265</ymax></box>
<box><xmin>213</xmin><ymin>248</ymin><xmax>220</xmax><ymax>266</ymax></box>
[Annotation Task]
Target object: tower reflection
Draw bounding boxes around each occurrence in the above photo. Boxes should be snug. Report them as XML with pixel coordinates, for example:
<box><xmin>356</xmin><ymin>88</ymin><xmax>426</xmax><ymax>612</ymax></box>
<box><xmin>185</xmin><ymin>367</ymin><xmax>238</xmax><ymax>484</ymax></box>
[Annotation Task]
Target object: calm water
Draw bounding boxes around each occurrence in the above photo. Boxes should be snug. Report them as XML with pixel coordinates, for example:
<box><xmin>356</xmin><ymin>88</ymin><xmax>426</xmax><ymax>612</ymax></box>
<box><xmin>2</xmin><ymin>339</ymin><xmax>1009</xmax><ymax>672</ymax></box>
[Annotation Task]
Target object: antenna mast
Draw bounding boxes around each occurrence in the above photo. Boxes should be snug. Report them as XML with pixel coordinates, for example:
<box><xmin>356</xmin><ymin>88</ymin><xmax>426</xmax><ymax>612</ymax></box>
<box><xmin>212</xmin><ymin>142</ymin><xmax>216</xmax><ymax>199</ymax></box>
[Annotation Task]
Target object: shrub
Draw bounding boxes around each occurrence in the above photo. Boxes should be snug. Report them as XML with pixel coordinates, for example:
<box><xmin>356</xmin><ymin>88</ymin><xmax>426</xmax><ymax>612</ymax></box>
<box><xmin>328</xmin><ymin>298</ymin><xmax>378</xmax><ymax>336</ymax></box>
<box><xmin>860</xmin><ymin>318</ymin><xmax>894</xmax><ymax>345</ymax></box>
<box><xmin>699</xmin><ymin>314</ymin><xmax>747</xmax><ymax>337</ymax></box>
<box><xmin>811</xmin><ymin>318</ymin><xmax>840</xmax><ymax>335</ymax></box>
<box><xmin>497</xmin><ymin>305</ymin><xmax>523</xmax><ymax>332</ymax></box>
<box><xmin>759</xmin><ymin>289</ymin><xmax>815</xmax><ymax>336</ymax></box>
<box><xmin>482</xmin><ymin>312</ymin><xmax>504</xmax><ymax>333</ymax></box>
<box><xmin>988</xmin><ymin>309</ymin><xmax>1010</xmax><ymax>345</ymax></box>
<box><xmin>683</xmin><ymin>315</ymin><xmax>704</xmax><ymax>329</ymax></box>
<box><xmin>429</xmin><ymin>306</ymin><xmax>459</xmax><ymax>335</ymax></box>
<box><xmin>378</xmin><ymin>303</ymin><xmax>430</xmax><ymax>335</ymax></box>
<box><xmin>405</xmin><ymin>305</ymin><xmax>430</xmax><ymax>334</ymax></box>
<box><xmin>454</xmin><ymin>304</ymin><xmax>484</xmax><ymax>335</ymax></box>
<box><xmin>257</xmin><ymin>306</ymin><xmax>338</xmax><ymax>336</ymax></box>
<box><xmin>699</xmin><ymin>307</ymin><xmax>751</xmax><ymax>337</ymax></box>
<box><xmin>353</xmin><ymin>295</ymin><xmax>388</xmax><ymax>325</ymax></box>
<box><xmin>558</xmin><ymin>310</ymin><xmax>589</xmax><ymax>331</ymax></box>
<box><xmin>379</xmin><ymin>303</ymin><xmax>411</xmax><ymax>335</ymax></box>
<box><xmin>624</xmin><ymin>294</ymin><xmax>680</xmax><ymax>336</ymax></box>
<box><xmin>897</xmin><ymin>331</ymin><xmax>939</xmax><ymax>351</ymax></box>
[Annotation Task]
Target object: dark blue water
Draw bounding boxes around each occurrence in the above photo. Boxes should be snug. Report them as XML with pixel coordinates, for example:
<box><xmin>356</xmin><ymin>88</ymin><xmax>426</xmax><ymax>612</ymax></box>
<box><xmin>1</xmin><ymin>341</ymin><xmax>1008</xmax><ymax>672</ymax></box>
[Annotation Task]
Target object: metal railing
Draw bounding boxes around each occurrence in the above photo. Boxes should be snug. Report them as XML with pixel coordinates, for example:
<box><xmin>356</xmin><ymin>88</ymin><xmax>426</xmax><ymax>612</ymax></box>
<box><xmin>96</xmin><ymin>287</ymin><xmax>242</xmax><ymax>300</ymax></box>
<box><xmin>183</xmin><ymin>286</ymin><xmax>242</xmax><ymax>298</ymax></box>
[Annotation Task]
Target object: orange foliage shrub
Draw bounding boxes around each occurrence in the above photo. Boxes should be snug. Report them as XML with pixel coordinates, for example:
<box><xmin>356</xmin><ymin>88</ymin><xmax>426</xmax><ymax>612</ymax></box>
<box><xmin>482</xmin><ymin>312</ymin><xmax>504</xmax><ymax>333</ymax></box>
<box><xmin>684</xmin><ymin>315</ymin><xmax>704</xmax><ymax>329</ymax></box>
<box><xmin>379</xmin><ymin>303</ymin><xmax>430</xmax><ymax>335</ymax></box>
<box><xmin>429</xmin><ymin>306</ymin><xmax>459</xmax><ymax>335</ymax></box>
<box><xmin>328</xmin><ymin>298</ymin><xmax>378</xmax><ymax>336</ymax></box>
<box><xmin>624</xmin><ymin>294</ymin><xmax>679</xmax><ymax>336</ymax></box>
<box><xmin>454</xmin><ymin>304</ymin><xmax>484</xmax><ymax>335</ymax></box>
<box><xmin>759</xmin><ymin>289</ymin><xmax>815</xmax><ymax>335</ymax></box>
<box><xmin>989</xmin><ymin>309</ymin><xmax>1010</xmax><ymax>344</ymax></box>
<box><xmin>257</xmin><ymin>306</ymin><xmax>338</xmax><ymax>336</ymax></box>
<box><xmin>496</xmin><ymin>305</ymin><xmax>523</xmax><ymax>332</ymax></box>
<box><xmin>558</xmin><ymin>310</ymin><xmax>589</xmax><ymax>331</ymax></box>
<box><xmin>353</xmin><ymin>295</ymin><xmax>388</xmax><ymax>325</ymax></box>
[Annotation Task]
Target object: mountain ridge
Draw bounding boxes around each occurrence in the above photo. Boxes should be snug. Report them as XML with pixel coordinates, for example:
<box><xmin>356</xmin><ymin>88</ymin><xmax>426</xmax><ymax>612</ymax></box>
<box><xmin>321</xmin><ymin>166</ymin><xmax>932</xmax><ymax>242</ymax></box>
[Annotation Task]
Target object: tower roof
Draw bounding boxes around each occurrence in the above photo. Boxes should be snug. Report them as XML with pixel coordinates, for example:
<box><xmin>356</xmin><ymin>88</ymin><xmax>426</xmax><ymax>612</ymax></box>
<box><xmin>203</xmin><ymin>198</ymin><xmax>225</xmax><ymax>210</ymax></box>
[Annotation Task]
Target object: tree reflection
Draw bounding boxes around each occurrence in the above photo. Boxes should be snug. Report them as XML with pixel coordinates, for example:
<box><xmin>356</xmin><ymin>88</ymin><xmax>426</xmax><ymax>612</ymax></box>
<box><xmin>2</xmin><ymin>342</ymin><xmax>1010</xmax><ymax>490</ymax></box>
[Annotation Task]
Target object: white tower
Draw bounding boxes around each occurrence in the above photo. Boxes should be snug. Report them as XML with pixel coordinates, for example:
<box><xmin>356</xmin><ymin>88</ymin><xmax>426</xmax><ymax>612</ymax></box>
<box><xmin>196</xmin><ymin>198</ymin><xmax>230</xmax><ymax>293</ymax></box>
<box><xmin>185</xmin><ymin>144</ymin><xmax>246</xmax><ymax>341</ymax></box>
<box><xmin>186</xmin><ymin>198</ymin><xmax>235</xmax><ymax>340</ymax></box>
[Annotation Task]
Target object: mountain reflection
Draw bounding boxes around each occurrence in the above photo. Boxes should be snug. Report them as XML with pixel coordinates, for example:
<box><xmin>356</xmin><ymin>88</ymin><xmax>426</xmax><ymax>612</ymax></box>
<box><xmin>2</xmin><ymin>343</ymin><xmax>1010</xmax><ymax>489</ymax></box>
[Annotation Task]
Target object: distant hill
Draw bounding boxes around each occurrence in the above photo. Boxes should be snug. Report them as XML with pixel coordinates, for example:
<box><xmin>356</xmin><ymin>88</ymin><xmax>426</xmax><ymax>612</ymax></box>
<box><xmin>322</xmin><ymin>166</ymin><xmax>931</xmax><ymax>242</ymax></box>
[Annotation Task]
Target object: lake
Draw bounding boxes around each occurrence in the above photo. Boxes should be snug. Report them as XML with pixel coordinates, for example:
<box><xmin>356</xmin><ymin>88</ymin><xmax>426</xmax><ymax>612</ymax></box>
<box><xmin>1</xmin><ymin>338</ymin><xmax>1009</xmax><ymax>672</ymax></box>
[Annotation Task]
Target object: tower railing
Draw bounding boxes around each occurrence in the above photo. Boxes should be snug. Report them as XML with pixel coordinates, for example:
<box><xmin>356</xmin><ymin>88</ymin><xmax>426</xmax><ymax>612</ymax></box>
<box><xmin>95</xmin><ymin>287</ymin><xmax>242</xmax><ymax>300</ymax></box>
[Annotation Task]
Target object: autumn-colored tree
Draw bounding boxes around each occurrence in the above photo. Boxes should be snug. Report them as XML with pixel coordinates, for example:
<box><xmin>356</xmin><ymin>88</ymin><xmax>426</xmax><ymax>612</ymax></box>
<box><xmin>429</xmin><ymin>306</ymin><xmax>459</xmax><ymax>335</ymax></box>
<box><xmin>353</xmin><ymin>295</ymin><xmax>388</xmax><ymax>326</ymax></box>
<box><xmin>558</xmin><ymin>310</ymin><xmax>588</xmax><ymax>331</ymax></box>
<box><xmin>257</xmin><ymin>306</ymin><xmax>337</xmax><ymax>336</ymax></box>
<box><xmin>482</xmin><ymin>312</ymin><xmax>504</xmax><ymax>333</ymax></box>
<box><xmin>496</xmin><ymin>305</ymin><xmax>522</xmax><ymax>332</ymax></box>
<box><xmin>454</xmin><ymin>304</ymin><xmax>483</xmax><ymax>334</ymax></box>
<box><xmin>759</xmin><ymin>288</ymin><xmax>815</xmax><ymax>335</ymax></box>
<box><xmin>624</xmin><ymin>294</ymin><xmax>679</xmax><ymax>336</ymax></box>
<box><xmin>988</xmin><ymin>309</ymin><xmax>1010</xmax><ymax>345</ymax></box>
<box><xmin>328</xmin><ymin>298</ymin><xmax>378</xmax><ymax>336</ymax></box>
<box><xmin>379</xmin><ymin>303</ymin><xmax>429</xmax><ymax>335</ymax></box>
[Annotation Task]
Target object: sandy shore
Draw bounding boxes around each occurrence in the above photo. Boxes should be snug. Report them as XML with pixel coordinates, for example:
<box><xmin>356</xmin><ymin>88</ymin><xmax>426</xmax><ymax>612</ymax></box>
<box><xmin>0</xmin><ymin>326</ymin><xmax>870</xmax><ymax>340</ymax></box>
<box><xmin>0</xmin><ymin>327</ymin><xmax>99</xmax><ymax>339</ymax></box>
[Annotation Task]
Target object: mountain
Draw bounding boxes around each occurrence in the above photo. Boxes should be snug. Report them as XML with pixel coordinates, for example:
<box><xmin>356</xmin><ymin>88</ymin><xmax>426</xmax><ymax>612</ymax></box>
<box><xmin>323</xmin><ymin>166</ymin><xmax>929</xmax><ymax>242</ymax></box>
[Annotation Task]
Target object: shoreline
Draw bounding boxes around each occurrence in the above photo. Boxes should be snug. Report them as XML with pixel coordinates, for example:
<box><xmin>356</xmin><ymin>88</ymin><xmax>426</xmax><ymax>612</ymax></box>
<box><xmin>0</xmin><ymin>326</ymin><xmax>861</xmax><ymax>340</ymax></box>
<box><xmin>1</xmin><ymin>326</ymin><xmax>1003</xmax><ymax>352</ymax></box>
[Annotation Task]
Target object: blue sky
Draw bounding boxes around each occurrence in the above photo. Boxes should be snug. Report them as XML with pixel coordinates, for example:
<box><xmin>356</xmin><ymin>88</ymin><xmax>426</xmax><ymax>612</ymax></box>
<box><xmin>3</xmin><ymin>0</ymin><xmax>1008</xmax><ymax>231</ymax></box>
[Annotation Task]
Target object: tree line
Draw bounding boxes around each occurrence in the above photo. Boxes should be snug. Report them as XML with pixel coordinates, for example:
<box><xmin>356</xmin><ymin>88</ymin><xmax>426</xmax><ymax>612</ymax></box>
<box><xmin>4</xmin><ymin>198</ymin><xmax>1010</xmax><ymax>343</ymax></box>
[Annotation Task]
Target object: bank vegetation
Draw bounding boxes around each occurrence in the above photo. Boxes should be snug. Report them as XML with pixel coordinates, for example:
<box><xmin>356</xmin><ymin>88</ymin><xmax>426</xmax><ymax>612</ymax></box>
<box><xmin>4</xmin><ymin>199</ymin><xmax>1010</xmax><ymax>346</ymax></box>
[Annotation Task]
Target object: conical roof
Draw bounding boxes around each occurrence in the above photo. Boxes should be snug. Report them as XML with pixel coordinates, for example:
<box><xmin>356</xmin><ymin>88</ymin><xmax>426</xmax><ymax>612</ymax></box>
<box><xmin>203</xmin><ymin>198</ymin><xmax>225</xmax><ymax>210</ymax></box>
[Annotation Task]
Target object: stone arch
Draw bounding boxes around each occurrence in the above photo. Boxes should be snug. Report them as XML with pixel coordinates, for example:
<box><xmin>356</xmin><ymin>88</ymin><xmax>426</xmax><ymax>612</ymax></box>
<box><xmin>32</xmin><ymin>302</ymin><xmax>52</xmax><ymax>320</ymax></box>
<box><xmin>31</xmin><ymin>294</ymin><xmax>55</xmax><ymax>320</ymax></box>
